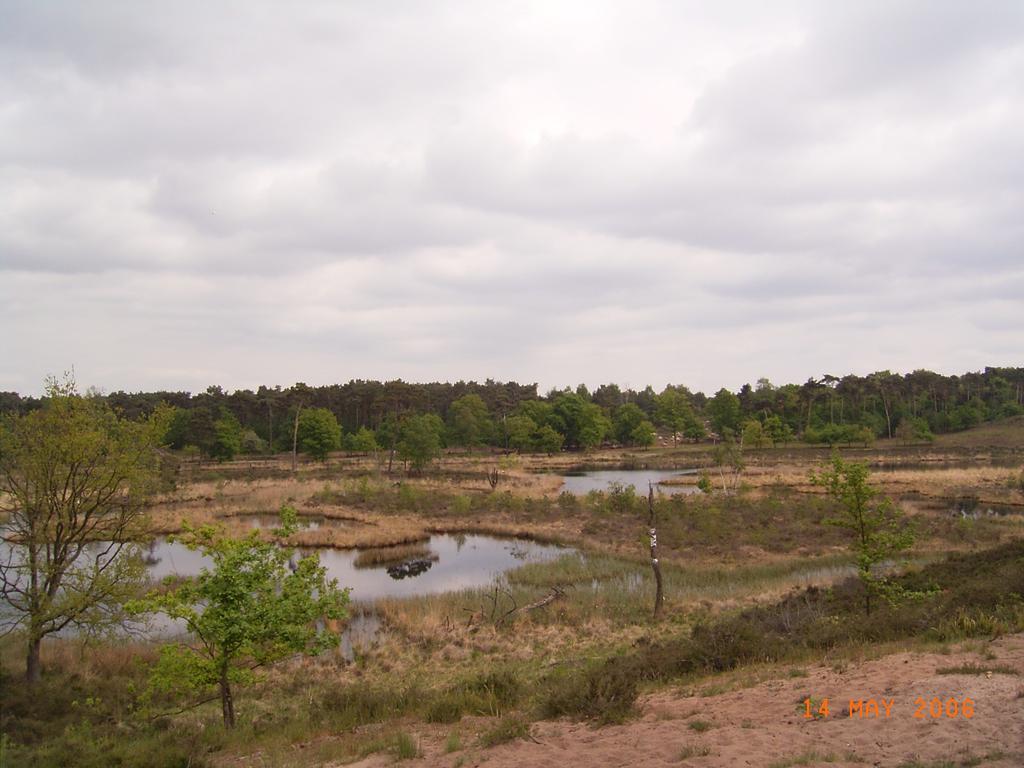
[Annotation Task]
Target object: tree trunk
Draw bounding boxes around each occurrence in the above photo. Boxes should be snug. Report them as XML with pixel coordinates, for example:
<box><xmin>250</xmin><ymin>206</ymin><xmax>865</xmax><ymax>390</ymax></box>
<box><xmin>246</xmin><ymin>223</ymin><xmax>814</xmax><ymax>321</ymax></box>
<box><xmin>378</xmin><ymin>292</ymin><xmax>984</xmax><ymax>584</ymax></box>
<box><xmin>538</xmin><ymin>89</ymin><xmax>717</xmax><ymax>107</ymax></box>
<box><xmin>26</xmin><ymin>634</ymin><xmax>42</xmax><ymax>684</ymax></box>
<box><xmin>291</xmin><ymin>405</ymin><xmax>302</xmax><ymax>473</ymax></box>
<box><xmin>647</xmin><ymin>484</ymin><xmax>664</xmax><ymax>619</ymax></box>
<box><xmin>220</xmin><ymin>665</ymin><xmax>236</xmax><ymax>728</ymax></box>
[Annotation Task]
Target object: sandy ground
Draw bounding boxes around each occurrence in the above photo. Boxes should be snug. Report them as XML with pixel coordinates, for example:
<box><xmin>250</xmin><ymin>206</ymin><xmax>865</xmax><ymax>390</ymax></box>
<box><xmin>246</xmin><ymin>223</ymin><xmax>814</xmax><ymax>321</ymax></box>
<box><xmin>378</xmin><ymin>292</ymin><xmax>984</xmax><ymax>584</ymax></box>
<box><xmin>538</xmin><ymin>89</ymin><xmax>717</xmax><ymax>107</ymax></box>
<box><xmin>348</xmin><ymin>635</ymin><xmax>1024</xmax><ymax>768</ymax></box>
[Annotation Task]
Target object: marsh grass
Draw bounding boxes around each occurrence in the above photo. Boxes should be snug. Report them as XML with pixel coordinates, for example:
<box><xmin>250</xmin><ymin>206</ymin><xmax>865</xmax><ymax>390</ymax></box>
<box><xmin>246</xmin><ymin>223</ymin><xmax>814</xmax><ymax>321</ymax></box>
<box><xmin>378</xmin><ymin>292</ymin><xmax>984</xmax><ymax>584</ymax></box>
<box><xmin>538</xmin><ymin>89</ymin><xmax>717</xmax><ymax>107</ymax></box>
<box><xmin>353</xmin><ymin>543</ymin><xmax>436</xmax><ymax>568</ymax></box>
<box><xmin>376</xmin><ymin>551</ymin><xmax>861</xmax><ymax>641</ymax></box>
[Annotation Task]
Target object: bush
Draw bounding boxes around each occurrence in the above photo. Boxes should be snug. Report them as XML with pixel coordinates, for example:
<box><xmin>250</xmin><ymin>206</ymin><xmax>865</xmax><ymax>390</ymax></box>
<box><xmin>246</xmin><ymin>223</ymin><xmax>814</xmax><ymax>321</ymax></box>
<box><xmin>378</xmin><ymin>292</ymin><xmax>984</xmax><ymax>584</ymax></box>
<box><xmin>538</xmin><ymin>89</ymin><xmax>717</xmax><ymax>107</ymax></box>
<box><xmin>319</xmin><ymin>682</ymin><xmax>420</xmax><ymax>729</ymax></box>
<box><xmin>424</xmin><ymin>694</ymin><xmax>465</xmax><ymax>724</ymax></box>
<box><xmin>479</xmin><ymin>715</ymin><xmax>530</xmax><ymax>747</ymax></box>
<box><xmin>540</xmin><ymin>656</ymin><xmax>639</xmax><ymax>723</ymax></box>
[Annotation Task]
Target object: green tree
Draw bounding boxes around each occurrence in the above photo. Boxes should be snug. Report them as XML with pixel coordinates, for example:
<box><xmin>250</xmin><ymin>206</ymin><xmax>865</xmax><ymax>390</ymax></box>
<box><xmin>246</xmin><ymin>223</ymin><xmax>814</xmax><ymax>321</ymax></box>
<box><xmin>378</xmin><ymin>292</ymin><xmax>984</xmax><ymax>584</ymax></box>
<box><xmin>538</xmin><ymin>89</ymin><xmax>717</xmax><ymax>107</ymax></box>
<box><xmin>550</xmin><ymin>392</ymin><xmax>609</xmax><ymax>450</ymax></box>
<box><xmin>763</xmin><ymin>414</ymin><xmax>793</xmax><ymax>445</ymax></box>
<box><xmin>297</xmin><ymin>407</ymin><xmax>342</xmax><ymax>461</ymax></box>
<box><xmin>349</xmin><ymin>426</ymin><xmax>379</xmax><ymax>453</ymax></box>
<box><xmin>706</xmin><ymin>388</ymin><xmax>742</xmax><ymax>435</ymax></box>
<box><xmin>210</xmin><ymin>409</ymin><xmax>243</xmax><ymax>462</ymax></box>
<box><xmin>682</xmin><ymin>415</ymin><xmax>707</xmax><ymax>441</ymax></box>
<box><xmin>613</xmin><ymin>403</ymin><xmax>646</xmax><ymax>445</ymax></box>
<box><xmin>502</xmin><ymin>414</ymin><xmax>537</xmax><ymax>452</ymax></box>
<box><xmin>741</xmin><ymin>419</ymin><xmax>772</xmax><ymax>449</ymax></box>
<box><xmin>132</xmin><ymin>508</ymin><xmax>348</xmax><ymax>728</ymax></box>
<box><xmin>895</xmin><ymin>416</ymin><xmax>934</xmax><ymax>445</ymax></box>
<box><xmin>629</xmin><ymin>420</ymin><xmax>656</xmax><ymax>448</ymax></box>
<box><xmin>447</xmin><ymin>394</ymin><xmax>493</xmax><ymax>450</ymax></box>
<box><xmin>577</xmin><ymin>403</ymin><xmax>611</xmax><ymax>450</ymax></box>
<box><xmin>711</xmin><ymin>435</ymin><xmax>745</xmax><ymax>493</ymax></box>
<box><xmin>240</xmin><ymin>428</ymin><xmax>267</xmax><ymax>454</ymax></box>
<box><xmin>810</xmin><ymin>453</ymin><xmax>914</xmax><ymax>616</ymax></box>
<box><xmin>533</xmin><ymin>424</ymin><xmax>564</xmax><ymax>454</ymax></box>
<box><xmin>398</xmin><ymin>413</ymin><xmax>445</xmax><ymax>473</ymax></box>
<box><xmin>654</xmin><ymin>387</ymin><xmax>694</xmax><ymax>445</ymax></box>
<box><xmin>0</xmin><ymin>376</ymin><xmax>169</xmax><ymax>683</ymax></box>
<box><xmin>516</xmin><ymin>400</ymin><xmax>556</xmax><ymax>432</ymax></box>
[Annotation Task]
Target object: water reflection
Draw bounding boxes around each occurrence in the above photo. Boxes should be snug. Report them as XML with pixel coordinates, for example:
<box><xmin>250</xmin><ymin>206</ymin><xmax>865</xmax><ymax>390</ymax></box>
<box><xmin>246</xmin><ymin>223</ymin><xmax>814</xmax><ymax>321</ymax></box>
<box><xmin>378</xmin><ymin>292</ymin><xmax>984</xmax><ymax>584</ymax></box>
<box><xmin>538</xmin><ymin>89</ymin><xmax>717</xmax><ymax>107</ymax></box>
<box><xmin>137</xmin><ymin>533</ymin><xmax>569</xmax><ymax>601</ymax></box>
<box><xmin>0</xmin><ymin>531</ymin><xmax>572</xmax><ymax>655</ymax></box>
<box><xmin>560</xmin><ymin>469</ymin><xmax>700</xmax><ymax>495</ymax></box>
<box><xmin>386</xmin><ymin>559</ymin><xmax>434</xmax><ymax>580</ymax></box>
<box><xmin>235</xmin><ymin>513</ymin><xmax>347</xmax><ymax>530</ymax></box>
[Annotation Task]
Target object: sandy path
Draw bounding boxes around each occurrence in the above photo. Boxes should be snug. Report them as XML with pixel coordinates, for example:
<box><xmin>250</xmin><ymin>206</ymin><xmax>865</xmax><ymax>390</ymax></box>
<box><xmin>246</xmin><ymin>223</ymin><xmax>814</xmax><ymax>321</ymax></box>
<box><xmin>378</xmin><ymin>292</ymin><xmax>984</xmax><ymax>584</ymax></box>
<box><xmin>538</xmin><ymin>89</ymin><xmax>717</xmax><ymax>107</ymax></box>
<box><xmin>350</xmin><ymin>635</ymin><xmax>1024</xmax><ymax>768</ymax></box>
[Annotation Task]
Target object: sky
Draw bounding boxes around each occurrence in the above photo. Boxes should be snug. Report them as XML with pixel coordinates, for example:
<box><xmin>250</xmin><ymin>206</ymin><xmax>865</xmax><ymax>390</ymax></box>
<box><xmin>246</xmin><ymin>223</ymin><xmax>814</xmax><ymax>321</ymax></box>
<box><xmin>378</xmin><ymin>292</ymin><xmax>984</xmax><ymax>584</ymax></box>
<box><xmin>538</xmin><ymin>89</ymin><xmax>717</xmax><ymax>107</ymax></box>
<box><xmin>2</xmin><ymin>0</ymin><xmax>1022</xmax><ymax>397</ymax></box>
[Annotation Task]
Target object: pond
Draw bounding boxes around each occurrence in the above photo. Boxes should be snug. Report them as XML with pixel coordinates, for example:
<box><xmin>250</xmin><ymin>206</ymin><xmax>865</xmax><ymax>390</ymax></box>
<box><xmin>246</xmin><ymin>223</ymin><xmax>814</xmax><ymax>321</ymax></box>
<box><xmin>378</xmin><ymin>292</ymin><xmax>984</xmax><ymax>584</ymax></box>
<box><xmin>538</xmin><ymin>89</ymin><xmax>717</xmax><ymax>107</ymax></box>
<box><xmin>3</xmin><ymin>532</ymin><xmax>573</xmax><ymax>656</ymax></box>
<box><xmin>560</xmin><ymin>468</ymin><xmax>700</xmax><ymax>496</ymax></box>
<box><xmin>232</xmin><ymin>513</ymin><xmax>350</xmax><ymax>530</ymax></box>
<box><xmin>142</xmin><ymin>533</ymin><xmax>570</xmax><ymax>601</ymax></box>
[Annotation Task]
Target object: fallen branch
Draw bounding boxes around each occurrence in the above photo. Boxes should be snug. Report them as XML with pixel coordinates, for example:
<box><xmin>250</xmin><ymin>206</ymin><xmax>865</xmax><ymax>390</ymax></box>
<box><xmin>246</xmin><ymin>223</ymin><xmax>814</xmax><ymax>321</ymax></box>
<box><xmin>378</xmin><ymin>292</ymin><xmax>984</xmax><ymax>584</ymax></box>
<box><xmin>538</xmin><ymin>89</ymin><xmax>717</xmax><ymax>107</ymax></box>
<box><xmin>496</xmin><ymin>586</ymin><xmax>565</xmax><ymax>626</ymax></box>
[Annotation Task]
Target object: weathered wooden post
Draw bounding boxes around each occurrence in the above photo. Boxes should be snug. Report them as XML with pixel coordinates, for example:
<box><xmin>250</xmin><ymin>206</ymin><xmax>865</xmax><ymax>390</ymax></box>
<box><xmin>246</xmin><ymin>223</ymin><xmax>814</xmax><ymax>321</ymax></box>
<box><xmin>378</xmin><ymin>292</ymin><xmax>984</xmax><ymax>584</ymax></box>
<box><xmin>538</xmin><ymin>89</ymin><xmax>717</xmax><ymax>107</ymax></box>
<box><xmin>648</xmin><ymin>482</ymin><xmax>664</xmax><ymax>618</ymax></box>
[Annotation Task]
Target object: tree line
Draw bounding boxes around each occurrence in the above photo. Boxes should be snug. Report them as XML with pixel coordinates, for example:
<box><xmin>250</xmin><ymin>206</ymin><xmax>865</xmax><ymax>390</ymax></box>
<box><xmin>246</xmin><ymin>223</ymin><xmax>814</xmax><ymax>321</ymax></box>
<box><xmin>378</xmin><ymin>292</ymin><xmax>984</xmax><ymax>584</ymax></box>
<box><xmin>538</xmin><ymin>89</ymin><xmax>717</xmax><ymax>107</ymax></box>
<box><xmin>1</xmin><ymin>367</ymin><xmax>1021</xmax><ymax>460</ymax></box>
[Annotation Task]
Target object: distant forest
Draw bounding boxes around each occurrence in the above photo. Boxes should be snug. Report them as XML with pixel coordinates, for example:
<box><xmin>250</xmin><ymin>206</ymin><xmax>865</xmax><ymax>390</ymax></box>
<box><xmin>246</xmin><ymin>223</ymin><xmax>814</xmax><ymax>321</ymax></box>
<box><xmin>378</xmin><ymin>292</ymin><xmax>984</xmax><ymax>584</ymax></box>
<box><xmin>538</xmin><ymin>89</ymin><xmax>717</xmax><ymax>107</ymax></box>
<box><xmin>2</xmin><ymin>367</ymin><xmax>1022</xmax><ymax>459</ymax></box>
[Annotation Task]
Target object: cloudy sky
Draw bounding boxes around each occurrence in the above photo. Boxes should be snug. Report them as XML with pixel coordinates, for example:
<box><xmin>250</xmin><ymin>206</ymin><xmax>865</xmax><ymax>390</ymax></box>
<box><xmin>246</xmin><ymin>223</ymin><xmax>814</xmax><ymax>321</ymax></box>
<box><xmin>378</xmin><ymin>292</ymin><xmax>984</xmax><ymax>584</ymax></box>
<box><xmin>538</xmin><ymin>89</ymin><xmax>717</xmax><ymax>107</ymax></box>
<box><xmin>2</xmin><ymin>1</ymin><xmax>1022</xmax><ymax>396</ymax></box>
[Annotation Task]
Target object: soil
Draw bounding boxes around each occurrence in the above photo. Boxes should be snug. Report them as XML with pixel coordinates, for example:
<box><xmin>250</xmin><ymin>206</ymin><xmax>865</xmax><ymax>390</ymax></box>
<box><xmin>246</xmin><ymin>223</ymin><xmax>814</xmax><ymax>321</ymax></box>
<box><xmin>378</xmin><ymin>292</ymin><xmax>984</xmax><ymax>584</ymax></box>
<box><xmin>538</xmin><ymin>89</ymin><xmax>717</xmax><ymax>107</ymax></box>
<box><xmin>346</xmin><ymin>634</ymin><xmax>1024</xmax><ymax>768</ymax></box>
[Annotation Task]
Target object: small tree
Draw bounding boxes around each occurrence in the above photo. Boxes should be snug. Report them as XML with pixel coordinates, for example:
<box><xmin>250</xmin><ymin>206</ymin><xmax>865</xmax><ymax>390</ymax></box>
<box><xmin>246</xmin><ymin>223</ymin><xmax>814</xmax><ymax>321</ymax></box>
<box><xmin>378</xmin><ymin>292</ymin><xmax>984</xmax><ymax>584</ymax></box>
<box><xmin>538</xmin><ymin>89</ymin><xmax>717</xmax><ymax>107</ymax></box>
<box><xmin>349</xmin><ymin>426</ymin><xmax>379</xmax><ymax>454</ymax></box>
<box><xmin>741</xmin><ymin>419</ymin><xmax>772</xmax><ymax>449</ymax></box>
<box><xmin>210</xmin><ymin>409</ymin><xmax>243</xmax><ymax>462</ymax></box>
<box><xmin>398</xmin><ymin>414</ymin><xmax>444</xmax><ymax>473</ymax></box>
<box><xmin>707</xmin><ymin>388</ymin><xmax>742</xmax><ymax>435</ymax></box>
<box><xmin>447</xmin><ymin>394</ymin><xmax>493</xmax><ymax>451</ymax></box>
<box><xmin>533</xmin><ymin>424</ymin><xmax>564</xmax><ymax>455</ymax></box>
<box><xmin>133</xmin><ymin>508</ymin><xmax>348</xmax><ymax>728</ymax></box>
<box><xmin>711</xmin><ymin>435</ymin><xmax>745</xmax><ymax>493</ymax></box>
<box><xmin>810</xmin><ymin>453</ymin><xmax>914</xmax><ymax>616</ymax></box>
<box><xmin>763</xmin><ymin>414</ymin><xmax>793</xmax><ymax>446</ymax></box>
<box><xmin>297</xmin><ymin>407</ymin><xmax>342</xmax><ymax>461</ymax></box>
<box><xmin>654</xmin><ymin>387</ymin><xmax>692</xmax><ymax>446</ymax></box>
<box><xmin>629</xmin><ymin>420</ymin><xmax>656</xmax><ymax>448</ymax></box>
<box><xmin>502</xmin><ymin>415</ymin><xmax>537</xmax><ymax>452</ymax></box>
<box><xmin>613</xmin><ymin>403</ymin><xmax>646</xmax><ymax>445</ymax></box>
<box><xmin>0</xmin><ymin>376</ymin><xmax>169</xmax><ymax>683</ymax></box>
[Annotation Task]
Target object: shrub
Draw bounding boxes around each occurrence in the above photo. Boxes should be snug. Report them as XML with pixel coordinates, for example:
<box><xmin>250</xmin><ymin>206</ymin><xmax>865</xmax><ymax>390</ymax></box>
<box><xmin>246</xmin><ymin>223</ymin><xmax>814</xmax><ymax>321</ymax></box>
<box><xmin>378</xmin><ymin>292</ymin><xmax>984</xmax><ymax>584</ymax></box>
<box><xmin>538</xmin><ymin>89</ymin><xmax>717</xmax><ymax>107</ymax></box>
<box><xmin>479</xmin><ymin>715</ymin><xmax>530</xmax><ymax>747</ymax></box>
<box><xmin>540</xmin><ymin>656</ymin><xmax>639</xmax><ymax>723</ymax></box>
<box><xmin>424</xmin><ymin>694</ymin><xmax>465</xmax><ymax>724</ymax></box>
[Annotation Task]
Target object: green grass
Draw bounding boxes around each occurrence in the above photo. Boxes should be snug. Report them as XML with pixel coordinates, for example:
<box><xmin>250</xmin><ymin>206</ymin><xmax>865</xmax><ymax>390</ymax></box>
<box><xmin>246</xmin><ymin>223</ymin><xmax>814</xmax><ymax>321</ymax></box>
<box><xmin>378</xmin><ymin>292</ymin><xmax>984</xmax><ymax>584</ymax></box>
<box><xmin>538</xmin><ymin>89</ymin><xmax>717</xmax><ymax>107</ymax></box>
<box><xmin>768</xmin><ymin>751</ymin><xmax>863</xmax><ymax>768</ymax></box>
<box><xmin>479</xmin><ymin>714</ymin><xmax>530</xmax><ymax>747</ymax></box>
<box><xmin>380</xmin><ymin>550</ymin><xmax>861</xmax><ymax>636</ymax></box>
<box><xmin>894</xmin><ymin>759</ymin><xmax>1004</xmax><ymax>768</ymax></box>
<box><xmin>393</xmin><ymin>732</ymin><xmax>421</xmax><ymax>760</ymax></box>
<box><xmin>936</xmin><ymin>664</ymin><xmax>1019</xmax><ymax>676</ymax></box>
<box><xmin>445</xmin><ymin>731</ymin><xmax>462</xmax><ymax>753</ymax></box>
<box><xmin>687</xmin><ymin>720</ymin><xmax>713</xmax><ymax>733</ymax></box>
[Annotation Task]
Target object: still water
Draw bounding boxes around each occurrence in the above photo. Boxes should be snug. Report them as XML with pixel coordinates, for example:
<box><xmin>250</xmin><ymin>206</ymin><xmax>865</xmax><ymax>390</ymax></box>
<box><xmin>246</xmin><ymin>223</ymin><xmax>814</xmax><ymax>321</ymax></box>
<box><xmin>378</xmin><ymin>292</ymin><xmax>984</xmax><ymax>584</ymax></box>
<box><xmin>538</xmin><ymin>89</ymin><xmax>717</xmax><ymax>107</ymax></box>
<box><xmin>560</xmin><ymin>469</ymin><xmax>700</xmax><ymax>495</ymax></box>
<box><xmin>141</xmin><ymin>533</ymin><xmax>570</xmax><ymax>602</ymax></box>
<box><xmin>3</xmin><ymin>532</ymin><xmax>572</xmax><ymax>655</ymax></box>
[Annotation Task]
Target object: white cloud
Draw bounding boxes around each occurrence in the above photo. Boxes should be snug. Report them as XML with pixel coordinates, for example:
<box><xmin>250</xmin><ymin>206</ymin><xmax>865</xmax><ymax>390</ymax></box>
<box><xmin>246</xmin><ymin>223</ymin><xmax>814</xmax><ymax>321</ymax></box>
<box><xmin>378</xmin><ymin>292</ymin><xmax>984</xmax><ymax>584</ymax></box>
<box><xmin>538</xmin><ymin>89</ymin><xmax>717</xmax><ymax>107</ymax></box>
<box><xmin>1</xmin><ymin>0</ymin><xmax>1022</xmax><ymax>395</ymax></box>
